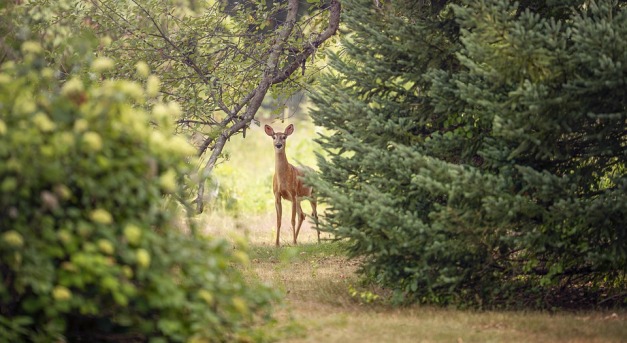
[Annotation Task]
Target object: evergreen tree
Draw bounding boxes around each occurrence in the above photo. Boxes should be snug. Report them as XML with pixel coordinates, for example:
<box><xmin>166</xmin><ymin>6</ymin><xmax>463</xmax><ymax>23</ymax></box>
<box><xmin>310</xmin><ymin>0</ymin><xmax>626</xmax><ymax>308</ymax></box>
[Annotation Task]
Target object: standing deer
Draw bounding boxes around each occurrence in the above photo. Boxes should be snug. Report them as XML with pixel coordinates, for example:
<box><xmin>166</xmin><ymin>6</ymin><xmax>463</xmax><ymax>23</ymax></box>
<box><xmin>265</xmin><ymin>124</ymin><xmax>319</xmax><ymax>246</ymax></box>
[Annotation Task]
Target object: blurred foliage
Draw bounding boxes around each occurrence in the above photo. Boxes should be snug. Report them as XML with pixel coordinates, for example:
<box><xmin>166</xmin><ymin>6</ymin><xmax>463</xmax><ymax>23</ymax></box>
<box><xmin>311</xmin><ymin>0</ymin><xmax>626</xmax><ymax>309</ymax></box>
<box><xmin>0</xmin><ymin>5</ymin><xmax>280</xmax><ymax>341</ymax></box>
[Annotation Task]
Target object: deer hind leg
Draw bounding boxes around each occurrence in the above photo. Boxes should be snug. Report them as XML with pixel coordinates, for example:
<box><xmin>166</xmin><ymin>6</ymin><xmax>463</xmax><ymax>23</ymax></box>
<box><xmin>310</xmin><ymin>199</ymin><xmax>320</xmax><ymax>243</ymax></box>
<box><xmin>275</xmin><ymin>195</ymin><xmax>282</xmax><ymax>246</ymax></box>
<box><xmin>295</xmin><ymin>200</ymin><xmax>305</xmax><ymax>242</ymax></box>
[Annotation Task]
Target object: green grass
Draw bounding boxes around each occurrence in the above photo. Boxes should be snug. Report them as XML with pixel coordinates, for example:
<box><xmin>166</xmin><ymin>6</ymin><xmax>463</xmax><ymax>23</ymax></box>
<box><xmin>242</xmin><ymin>240</ymin><xmax>627</xmax><ymax>343</ymax></box>
<box><xmin>248</xmin><ymin>241</ymin><xmax>349</xmax><ymax>261</ymax></box>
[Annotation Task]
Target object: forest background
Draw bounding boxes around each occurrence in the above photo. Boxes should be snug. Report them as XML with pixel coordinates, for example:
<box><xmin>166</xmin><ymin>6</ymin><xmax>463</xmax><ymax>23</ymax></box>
<box><xmin>1</xmin><ymin>0</ymin><xmax>625</xmax><ymax>342</ymax></box>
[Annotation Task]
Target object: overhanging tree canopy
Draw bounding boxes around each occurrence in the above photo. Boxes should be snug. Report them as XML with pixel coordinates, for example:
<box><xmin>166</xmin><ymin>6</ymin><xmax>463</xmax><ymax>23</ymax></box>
<box><xmin>30</xmin><ymin>0</ymin><xmax>341</xmax><ymax>212</ymax></box>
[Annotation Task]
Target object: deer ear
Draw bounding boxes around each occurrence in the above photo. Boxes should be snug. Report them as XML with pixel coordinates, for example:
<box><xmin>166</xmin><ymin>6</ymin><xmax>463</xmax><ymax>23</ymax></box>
<box><xmin>285</xmin><ymin>124</ymin><xmax>294</xmax><ymax>136</ymax></box>
<box><xmin>264</xmin><ymin>125</ymin><xmax>275</xmax><ymax>136</ymax></box>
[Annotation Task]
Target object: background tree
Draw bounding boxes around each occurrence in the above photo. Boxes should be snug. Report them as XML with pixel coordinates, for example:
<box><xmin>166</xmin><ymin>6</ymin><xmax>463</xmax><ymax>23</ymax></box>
<box><xmin>311</xmin><ymin>0</ymin><xmax>626</xmax><ymax>308</ymax></box>
<box><xmin>76</xmin><ymin>0</ymin><xmax>341</xmax><ymax>212</ymax></box>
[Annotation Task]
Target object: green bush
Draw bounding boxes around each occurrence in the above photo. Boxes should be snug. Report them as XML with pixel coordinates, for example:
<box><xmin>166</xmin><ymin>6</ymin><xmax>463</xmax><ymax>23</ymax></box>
<box><xmin>0</xmin><ymin>44</ymin><xmax>278</xmax><ymax>342</ymax></box>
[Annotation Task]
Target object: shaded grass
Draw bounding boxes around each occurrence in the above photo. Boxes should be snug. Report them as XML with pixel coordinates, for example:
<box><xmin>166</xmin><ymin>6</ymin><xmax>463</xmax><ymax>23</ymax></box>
<box><xmin>280</xmin><ymin>306</ymin><xmax>627</xmax><ymax>343</ymax></box>
<box><xmin>241</xmin><ymin>241</ymin><xmax>627</xmax><ymax>343</ymax></box>
<box><xmin>247</xmin><ymin>242</ymin><xmax>358</xmax><ymax>306</ymax></box>
<box><xmin>248</xmin><ymin>241</ymin><xmax>349</xmax><ymax>261</ymax></box>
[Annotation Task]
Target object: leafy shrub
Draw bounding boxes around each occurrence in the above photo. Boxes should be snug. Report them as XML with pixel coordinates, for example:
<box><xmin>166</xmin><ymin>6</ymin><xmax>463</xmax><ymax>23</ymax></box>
<box><xmin>0</xmin><ymin>44</ymin><xmax>278</xmax><ymax>342</ymax></box>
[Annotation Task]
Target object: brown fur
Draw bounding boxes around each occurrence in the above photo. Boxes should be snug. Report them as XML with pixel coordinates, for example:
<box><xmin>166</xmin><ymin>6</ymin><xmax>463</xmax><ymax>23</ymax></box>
<box><xmin>265</xmin><ymin>124</ymin><xmax>319</xmax><ymax>246</ymax></box>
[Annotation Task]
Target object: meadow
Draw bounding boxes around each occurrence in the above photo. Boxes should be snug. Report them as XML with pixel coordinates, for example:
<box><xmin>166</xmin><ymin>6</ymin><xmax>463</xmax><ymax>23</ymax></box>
<box><xmin>247</xmin><ymin>242</ymin><xmax>626</xmax><ymax>343</ymax></box>
<box><xmin>201</xmin><ymin>116</ymin><xmax>626</xmax><ymax>343</ymax></box>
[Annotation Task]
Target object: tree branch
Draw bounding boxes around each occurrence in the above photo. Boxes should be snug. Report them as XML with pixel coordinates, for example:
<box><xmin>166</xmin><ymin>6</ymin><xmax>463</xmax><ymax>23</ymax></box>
<box><xmin>195</xmin><ymin>0</ymin><xmax>342</xmax><ymax>213</ymax></box>
<box><xmin>194</xmin><ymin>133</ymin><xmax>228</xmax><ymax>213</ymax></box>
<box><xmin>272</xmin><ymin>0</ymin><xmax>341</xmax><ymax>85</ymax></box>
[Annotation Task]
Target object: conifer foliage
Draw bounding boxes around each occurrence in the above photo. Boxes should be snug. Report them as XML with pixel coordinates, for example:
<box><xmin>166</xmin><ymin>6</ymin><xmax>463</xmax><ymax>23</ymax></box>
<box><xmin>310</xmin><ymin>0</ymin><xmax>626</xmax><ymax>307</ymax></box>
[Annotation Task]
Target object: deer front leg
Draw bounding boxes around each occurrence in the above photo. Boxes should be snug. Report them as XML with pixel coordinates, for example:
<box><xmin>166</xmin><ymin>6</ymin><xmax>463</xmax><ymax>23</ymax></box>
<box><xmin>291</xmin><ymin>199</ymin><xmax>297</xmax><ymax>244</ymax></box>
<box><xmin>275</xmin><ymin>195</ymin><xmax>282</xmax><ymax>246</ymax></box>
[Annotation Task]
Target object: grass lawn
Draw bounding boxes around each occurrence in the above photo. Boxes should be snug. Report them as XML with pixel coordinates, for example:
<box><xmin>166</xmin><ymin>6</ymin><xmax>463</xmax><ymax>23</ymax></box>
<box><xmin>203</xmin><ymin>213</ymin><xmax>626</xmax><ymax>343</ymax></box>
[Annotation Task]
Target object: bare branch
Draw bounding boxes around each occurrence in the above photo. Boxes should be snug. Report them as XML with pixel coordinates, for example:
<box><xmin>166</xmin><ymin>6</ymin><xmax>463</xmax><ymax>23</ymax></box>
<box><xmin>195</xmin><ymin>133</ymin><xmax>228</xmax><ymax>213</ymax></box>
<box><xmin>272</xmin><ymin>0</ymin><xmax>341</xmax><ymax>85</ymax></box>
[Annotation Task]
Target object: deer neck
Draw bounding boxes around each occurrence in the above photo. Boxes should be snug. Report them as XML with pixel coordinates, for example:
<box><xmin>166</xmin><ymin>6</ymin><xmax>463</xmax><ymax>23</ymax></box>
<box><xmin>275</xmin><ymin>150</ymin><xmax>291</xmax><ymax>181</ymax></box>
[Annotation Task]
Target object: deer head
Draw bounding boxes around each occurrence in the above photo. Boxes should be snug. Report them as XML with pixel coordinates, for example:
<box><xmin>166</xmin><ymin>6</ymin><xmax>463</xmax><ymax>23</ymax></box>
<box><xmin>264</xmin><ymin>124</ymin><xmax>294</xmax><ymax>152</ymax></box>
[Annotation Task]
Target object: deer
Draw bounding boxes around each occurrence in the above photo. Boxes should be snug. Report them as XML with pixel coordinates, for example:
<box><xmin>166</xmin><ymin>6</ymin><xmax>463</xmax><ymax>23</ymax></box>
<box><xmin>265</xmin><ymin>124</ymin><xmax>319</xmax><ymax>246</ymax></box>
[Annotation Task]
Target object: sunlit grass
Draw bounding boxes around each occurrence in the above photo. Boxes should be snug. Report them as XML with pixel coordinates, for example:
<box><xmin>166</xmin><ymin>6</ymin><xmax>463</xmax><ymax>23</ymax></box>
<box><xmin>243</xmin><ymin>241</ymin><xmax>627</xmax><ymax>343</ymax></box>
